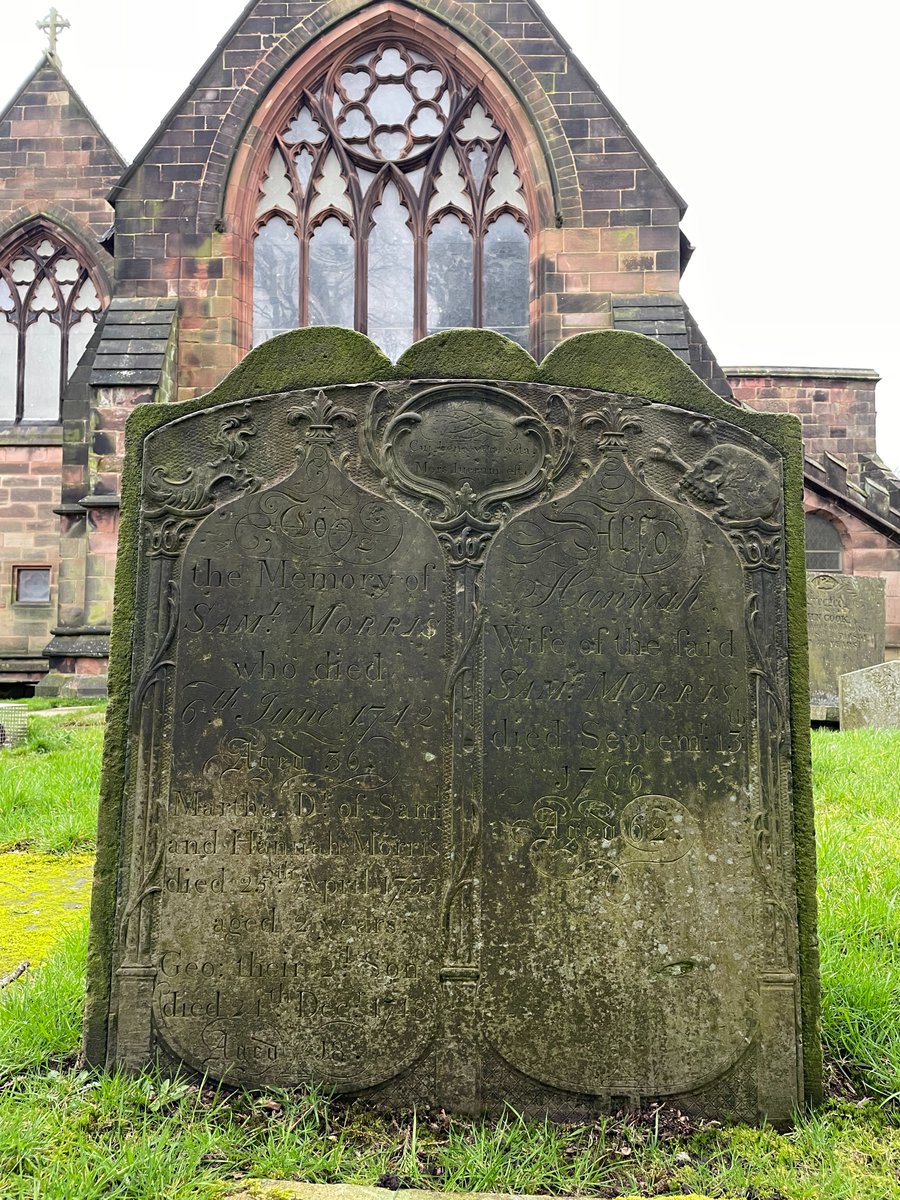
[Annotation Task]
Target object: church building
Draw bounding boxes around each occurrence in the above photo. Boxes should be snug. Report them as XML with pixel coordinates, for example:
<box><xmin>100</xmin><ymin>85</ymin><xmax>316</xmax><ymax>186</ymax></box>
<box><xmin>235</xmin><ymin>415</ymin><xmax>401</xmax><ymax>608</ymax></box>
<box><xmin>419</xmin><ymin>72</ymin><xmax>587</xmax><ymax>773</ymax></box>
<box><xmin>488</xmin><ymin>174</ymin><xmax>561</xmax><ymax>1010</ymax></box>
<box><xmin>1</xmin><ymin>0</ymin><xmax>898</xmax><ymax>695</ymax></box>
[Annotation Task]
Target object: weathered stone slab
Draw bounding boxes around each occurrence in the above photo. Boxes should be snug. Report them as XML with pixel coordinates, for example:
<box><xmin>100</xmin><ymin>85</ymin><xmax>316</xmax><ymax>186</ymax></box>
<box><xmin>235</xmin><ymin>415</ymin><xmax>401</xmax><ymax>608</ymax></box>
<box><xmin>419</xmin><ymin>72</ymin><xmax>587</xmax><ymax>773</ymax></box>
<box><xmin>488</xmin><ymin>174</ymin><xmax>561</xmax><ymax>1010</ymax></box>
<box><xmin>86</xmin><ymin>329</ymin><xmax>820</xmax><ymax>1126</ymax></box>
<box><xmin>806</xmin><ymin>573</ymin><xmax>885</xmax><ymax>717</ymax></box>
<box><xmin>839</xmin><ymin>659</ymin><xmax>900</xmax><ymax>729</ymax></box>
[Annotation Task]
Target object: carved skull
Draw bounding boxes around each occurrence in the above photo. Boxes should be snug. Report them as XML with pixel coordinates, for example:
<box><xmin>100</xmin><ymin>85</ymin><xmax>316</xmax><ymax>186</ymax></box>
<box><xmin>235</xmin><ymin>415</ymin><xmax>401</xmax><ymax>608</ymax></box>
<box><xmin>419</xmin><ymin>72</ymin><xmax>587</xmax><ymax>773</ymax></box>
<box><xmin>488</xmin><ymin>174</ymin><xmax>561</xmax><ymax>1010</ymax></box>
<box><xmin>678</xmin><ymin>445</ymin><xmax>780</xmax><ymax>521</ymax></box>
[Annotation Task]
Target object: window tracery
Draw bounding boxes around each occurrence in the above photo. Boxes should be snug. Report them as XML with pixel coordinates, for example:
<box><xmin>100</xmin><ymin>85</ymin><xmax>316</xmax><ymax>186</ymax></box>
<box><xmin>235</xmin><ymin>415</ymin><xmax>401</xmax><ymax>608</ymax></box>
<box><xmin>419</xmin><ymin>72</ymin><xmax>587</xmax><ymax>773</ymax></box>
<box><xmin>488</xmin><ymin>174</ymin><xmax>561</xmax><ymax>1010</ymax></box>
<box><xmin>252</xmin><ymin>38</ymin><xmax>531</xmax><ymax>358</ymax></box>
<box><xmin>0</xmin><ymin>226</ymin><xmax>103</xmax><ymax>423</ymax></box>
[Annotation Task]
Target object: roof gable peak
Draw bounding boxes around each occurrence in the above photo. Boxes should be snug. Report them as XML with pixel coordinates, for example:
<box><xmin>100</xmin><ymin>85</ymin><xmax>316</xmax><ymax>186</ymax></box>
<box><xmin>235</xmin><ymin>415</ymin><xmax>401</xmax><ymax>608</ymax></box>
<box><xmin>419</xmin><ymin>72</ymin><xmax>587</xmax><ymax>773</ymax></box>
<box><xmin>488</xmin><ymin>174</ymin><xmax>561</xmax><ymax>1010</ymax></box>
<box><xmin>0</xmin><ymin>54</ymin><xmax>126</xmax><ymax>170</ymax></box>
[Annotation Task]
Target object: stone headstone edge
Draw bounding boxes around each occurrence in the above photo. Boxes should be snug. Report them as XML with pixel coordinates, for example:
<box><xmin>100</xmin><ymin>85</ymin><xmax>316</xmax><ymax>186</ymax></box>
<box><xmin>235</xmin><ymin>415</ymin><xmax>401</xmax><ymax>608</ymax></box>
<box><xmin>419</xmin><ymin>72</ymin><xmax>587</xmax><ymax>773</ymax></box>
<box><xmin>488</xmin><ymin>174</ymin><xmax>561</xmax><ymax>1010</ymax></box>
<box><xmin>839</xmin><ymin>658</ymin><xmax>900</xmax><ymax>730</ymax></box>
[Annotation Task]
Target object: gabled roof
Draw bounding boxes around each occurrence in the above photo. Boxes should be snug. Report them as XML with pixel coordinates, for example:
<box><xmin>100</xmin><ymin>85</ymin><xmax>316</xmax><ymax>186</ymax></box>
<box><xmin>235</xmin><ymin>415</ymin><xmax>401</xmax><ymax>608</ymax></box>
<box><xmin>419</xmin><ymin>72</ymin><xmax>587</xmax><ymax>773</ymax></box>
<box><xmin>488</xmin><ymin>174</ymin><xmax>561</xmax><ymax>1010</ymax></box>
<box><xmin>612</xmin><ymin>295</ymin><xmax>732</xmax><ymax>399</ymax></box>
<box><xmin>108</xmin><ymin>1</ymin><xmax>256</xmax><ymax>203</ymax></box>
<box><xmin>527</xmin><ymin>0</ymin><xmax>686</xmax><ymax>216</ymax></box>
<box><xmin>0</xmin><ymin>53</ymin><xmax>127</xmax><ymax>171</ymax></box>
<box><xmin>108</xmin><ymin>0</ymin><xmax>685</xmax><ymax>212</ymax></box>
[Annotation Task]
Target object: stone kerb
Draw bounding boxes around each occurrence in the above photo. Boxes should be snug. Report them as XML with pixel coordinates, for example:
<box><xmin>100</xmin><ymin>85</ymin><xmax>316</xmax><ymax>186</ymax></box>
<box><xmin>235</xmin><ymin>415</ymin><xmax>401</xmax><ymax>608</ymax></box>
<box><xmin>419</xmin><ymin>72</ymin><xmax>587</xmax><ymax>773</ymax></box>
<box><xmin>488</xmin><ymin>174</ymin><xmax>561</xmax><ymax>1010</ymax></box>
<box><xmin>86</xmin><ymin>326</ymin><xmax>820</xmax><ymax>1120</ymax></box>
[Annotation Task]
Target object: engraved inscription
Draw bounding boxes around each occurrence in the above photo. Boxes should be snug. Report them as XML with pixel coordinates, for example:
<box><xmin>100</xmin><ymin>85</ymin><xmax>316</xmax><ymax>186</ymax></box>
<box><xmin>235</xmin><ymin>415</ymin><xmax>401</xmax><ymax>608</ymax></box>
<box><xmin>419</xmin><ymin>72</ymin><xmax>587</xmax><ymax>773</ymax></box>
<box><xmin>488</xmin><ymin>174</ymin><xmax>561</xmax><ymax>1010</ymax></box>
<box><xmin>151</xmin><ymin>411</ymin><xmax>448</xmax><ymax>1089</ymax></box>
<box><xmin>806</xmin><ymin>572</ymin><xmax>885</xmax><ymax>706</ymax></box>
<box><xmin>481</xmin><ymin>424</ymin><xmax>758</xmax><ymax>1096</ymax></box>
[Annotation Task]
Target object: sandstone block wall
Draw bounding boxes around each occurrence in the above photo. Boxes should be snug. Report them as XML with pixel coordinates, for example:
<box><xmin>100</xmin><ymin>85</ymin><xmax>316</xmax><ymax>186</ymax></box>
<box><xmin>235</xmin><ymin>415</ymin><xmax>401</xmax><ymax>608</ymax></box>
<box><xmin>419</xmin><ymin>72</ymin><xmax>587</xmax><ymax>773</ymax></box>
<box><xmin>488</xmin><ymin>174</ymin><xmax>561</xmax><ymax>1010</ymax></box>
<box><xmin>729</xmin><ymin>369</ymin><xmax>879</xmax><ymax>483</ymax></box>
<box><xmin>0</xmin><ymin>58</ymin><xmax>120</xmax><ymax>687</ymax></box>
<box><xmin>0</xmin><ymin>60</ymin><xmax>122</xmax><ymax>242</ymax></box>
<box><xmin>0</xmin><ymin>438</ymin><xmax>62</xmax><ymax>678</ymax></box>
<box><xmin>729</xmin><ymin>369</ymin><xmax>900</xmax><ymax>657</ymax></box>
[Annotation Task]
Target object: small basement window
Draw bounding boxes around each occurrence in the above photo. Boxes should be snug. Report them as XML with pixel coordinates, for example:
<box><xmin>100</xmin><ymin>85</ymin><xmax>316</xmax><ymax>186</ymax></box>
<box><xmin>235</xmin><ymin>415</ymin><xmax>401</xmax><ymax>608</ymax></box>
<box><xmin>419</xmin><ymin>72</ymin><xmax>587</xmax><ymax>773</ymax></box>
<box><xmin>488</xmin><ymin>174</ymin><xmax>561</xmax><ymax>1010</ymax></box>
<box><xmin>13</xmin><ymin>565</ymin><xmax>51</xmax><ymax>605</ymax></box>
<box><xmin>805</xmin><ymin>513</ymin><xmax>843</xmax><ymax>573</ymax></box>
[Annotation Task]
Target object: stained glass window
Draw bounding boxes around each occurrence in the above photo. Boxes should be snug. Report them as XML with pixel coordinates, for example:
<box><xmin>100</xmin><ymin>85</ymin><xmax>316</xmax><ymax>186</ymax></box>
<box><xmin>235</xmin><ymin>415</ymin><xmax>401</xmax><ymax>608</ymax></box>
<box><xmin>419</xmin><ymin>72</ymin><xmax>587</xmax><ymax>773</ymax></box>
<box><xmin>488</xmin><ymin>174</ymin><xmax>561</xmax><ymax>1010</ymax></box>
<box><xmin>252</xmin><ymin>38</ymin><xmax>531</xmax><ymax>357</ymax></box>
<box><xmin>0</xmin><ymin>227</ymin><xmax>104</xmax><ymax>423</ymax></box>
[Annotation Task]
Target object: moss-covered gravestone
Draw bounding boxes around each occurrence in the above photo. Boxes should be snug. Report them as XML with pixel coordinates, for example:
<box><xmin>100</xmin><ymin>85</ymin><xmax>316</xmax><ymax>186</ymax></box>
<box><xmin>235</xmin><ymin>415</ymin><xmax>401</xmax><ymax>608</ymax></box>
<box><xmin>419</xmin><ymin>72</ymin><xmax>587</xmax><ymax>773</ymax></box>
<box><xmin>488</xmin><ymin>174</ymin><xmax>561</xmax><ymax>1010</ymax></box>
<box><xmin>86</xmin><ymin>329</ymin><xmax>820</xmax><ymax>1124</ymax></box>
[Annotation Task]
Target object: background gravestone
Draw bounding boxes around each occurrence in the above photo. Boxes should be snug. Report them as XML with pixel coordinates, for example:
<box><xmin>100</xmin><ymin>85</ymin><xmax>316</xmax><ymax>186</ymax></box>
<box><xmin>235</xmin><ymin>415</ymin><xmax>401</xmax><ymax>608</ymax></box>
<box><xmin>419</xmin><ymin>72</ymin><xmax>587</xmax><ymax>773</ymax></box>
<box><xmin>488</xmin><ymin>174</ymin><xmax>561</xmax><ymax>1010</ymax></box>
<box><xmin>839</xmin><ymin>660</ymin><xmax>900</xmax><ymax>729</ymax></box>
<box><xmin>806</xmin><ymin>573</ymin><xmax>885</xmax><ymax>721</ymax></box>
<box><xmin>85</xmin><ymin>329</ymin><xmax>820</xmax><ymax>1125</ymax></box>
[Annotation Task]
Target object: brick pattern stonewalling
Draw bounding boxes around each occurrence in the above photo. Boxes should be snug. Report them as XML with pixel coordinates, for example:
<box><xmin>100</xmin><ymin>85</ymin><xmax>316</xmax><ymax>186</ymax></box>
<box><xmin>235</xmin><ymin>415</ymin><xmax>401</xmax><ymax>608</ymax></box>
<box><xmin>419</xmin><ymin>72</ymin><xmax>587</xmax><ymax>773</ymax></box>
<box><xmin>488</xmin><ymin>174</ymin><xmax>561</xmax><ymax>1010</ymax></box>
<box><xmin>730</xmin><ymin>370</ymin><xmax>879</xmax><ymax>482</ymax></box>
<box><xmin>0</xmin><ymin>59</ymin><xmax>123</xmax><ymax>244</ymax></box>
<box><xmin>729</xmin><ymin>369</ymin><xmax>900</xmax><ymax>656</ymax></box>
<box><xmin>0</xmin><ymin>440</ymin><xmax>62</xmax><ymax>675</ymax></box>
<box><xmin>0</xmin><ymin>56</ymin><xmax>122</xmax><ymax>684</ymax></box>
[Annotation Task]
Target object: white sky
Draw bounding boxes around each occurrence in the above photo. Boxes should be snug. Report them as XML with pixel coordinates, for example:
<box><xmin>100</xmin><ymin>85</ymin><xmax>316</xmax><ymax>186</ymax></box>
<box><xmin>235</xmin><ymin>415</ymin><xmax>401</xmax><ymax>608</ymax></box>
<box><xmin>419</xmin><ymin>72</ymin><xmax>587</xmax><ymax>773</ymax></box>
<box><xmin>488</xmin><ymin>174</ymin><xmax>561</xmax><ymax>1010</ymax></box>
<box><xmin>2</xmin><ymin>0</ymin><xmax>897</xmax><ymax>471</ymax></box>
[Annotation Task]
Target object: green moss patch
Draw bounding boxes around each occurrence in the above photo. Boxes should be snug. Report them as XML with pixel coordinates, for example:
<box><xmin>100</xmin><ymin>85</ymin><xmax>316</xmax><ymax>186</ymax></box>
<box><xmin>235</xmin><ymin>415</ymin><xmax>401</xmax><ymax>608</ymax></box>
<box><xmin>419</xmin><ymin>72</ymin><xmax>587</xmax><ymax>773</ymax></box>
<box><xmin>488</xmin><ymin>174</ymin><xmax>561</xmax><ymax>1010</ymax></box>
<box><xmin>538</xmin><ymin>329</ymin><xmax>717</xmax><ymax>404</ymax></box>
<box><xmin>395</xmin><ymin>330</ymin><xmax>540</xmax><ymax>381</ymax></box>
<box><xmin>0</xmin><ymin>853</ymin><xmax>94</xmax><ymax>975</ymax></box>
<box><xmin>201</xmin><ymin>328</ymin><xmax>394</xmax><ymax>407</ymax></box>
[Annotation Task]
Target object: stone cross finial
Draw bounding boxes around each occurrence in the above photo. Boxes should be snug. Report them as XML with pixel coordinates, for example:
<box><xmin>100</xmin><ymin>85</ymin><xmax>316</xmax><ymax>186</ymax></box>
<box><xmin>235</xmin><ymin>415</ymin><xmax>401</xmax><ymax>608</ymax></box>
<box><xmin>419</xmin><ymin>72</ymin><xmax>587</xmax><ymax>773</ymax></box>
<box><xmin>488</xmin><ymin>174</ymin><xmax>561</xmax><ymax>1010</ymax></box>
<box><xmin>37</xmin><ymin>8</ymin><xmax>70</xmax><ymax>60</ymax></box>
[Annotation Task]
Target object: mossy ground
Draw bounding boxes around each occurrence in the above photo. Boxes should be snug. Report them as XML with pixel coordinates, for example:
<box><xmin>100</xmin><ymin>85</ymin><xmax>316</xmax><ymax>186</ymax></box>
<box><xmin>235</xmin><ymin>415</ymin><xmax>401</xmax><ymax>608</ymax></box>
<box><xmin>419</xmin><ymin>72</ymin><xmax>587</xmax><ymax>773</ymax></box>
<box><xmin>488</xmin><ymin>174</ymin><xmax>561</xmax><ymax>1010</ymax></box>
<box><xmin>0</xmin><ymin>852</ymin><xmax>93</xmax><ymax>975</ymax></box>
<box><xmin>226</xmin><ymin>1186</ymin><xmax>720</xmax><ymax>1200</ymax></box>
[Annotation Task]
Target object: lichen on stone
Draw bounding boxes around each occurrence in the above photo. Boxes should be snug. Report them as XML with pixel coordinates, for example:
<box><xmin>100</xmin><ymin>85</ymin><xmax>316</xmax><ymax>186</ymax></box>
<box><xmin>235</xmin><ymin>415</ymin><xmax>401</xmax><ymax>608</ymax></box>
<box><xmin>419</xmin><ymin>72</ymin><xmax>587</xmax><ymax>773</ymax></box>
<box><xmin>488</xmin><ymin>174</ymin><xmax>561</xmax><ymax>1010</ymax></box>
<box><xmin>0</xmin><ymin>852</ymin><xmax>94</xmax><ymax>975</ymax></box>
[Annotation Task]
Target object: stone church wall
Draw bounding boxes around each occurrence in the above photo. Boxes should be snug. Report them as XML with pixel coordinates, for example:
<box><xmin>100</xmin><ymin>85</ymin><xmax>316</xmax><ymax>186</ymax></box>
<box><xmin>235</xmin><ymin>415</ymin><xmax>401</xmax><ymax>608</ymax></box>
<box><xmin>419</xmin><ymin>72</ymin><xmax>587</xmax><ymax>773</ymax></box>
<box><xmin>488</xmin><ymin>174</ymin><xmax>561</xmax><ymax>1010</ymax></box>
<box><xmin>0</xmin><ymin>60</ymin><xmax>120</xmax><ymax>689</ymax></box>
<box><xmin>1</xmin><ymin>4</ymin><xmax>898</xmax><ymax>692</ymax></box>
<box><xmin>0</xmin><ymin>437</ymin><xmax>61</xmax><ymax>683</ymax></box>
<box><xmin>109</xmin><ymin>0</ymin><xmax>684</xmax><ymax>399</ymax></box>
<box><xmin>730</xmin><ymin>368</ymin><xmax>900</xmax><ymax>658</ymax></box>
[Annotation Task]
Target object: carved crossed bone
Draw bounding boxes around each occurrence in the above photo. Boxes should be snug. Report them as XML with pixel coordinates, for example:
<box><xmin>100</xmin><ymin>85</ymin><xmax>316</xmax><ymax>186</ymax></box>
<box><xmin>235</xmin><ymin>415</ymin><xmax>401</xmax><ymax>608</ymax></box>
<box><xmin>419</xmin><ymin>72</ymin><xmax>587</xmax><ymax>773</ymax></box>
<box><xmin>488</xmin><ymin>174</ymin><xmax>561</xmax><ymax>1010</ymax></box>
<box><xmin>650</xmin><ymin>437</ymin><xmax>781</xmax><ymax>522</ymax></box>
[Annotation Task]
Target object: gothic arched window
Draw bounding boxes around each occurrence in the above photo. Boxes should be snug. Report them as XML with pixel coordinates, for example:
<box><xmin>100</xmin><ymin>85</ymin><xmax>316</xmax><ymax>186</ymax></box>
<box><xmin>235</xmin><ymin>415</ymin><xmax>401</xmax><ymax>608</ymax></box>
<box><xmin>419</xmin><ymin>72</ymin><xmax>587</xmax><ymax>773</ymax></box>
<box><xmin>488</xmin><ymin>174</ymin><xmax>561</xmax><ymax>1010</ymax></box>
<box><xmin>252</xmin><ymin>38</ymin><xmax>532</xmax><ymax>358</ymax></box>
<box><xmin>0</xmin><ymin>225</ymin><xmax>103</xmax><ymax>423</ymax></box>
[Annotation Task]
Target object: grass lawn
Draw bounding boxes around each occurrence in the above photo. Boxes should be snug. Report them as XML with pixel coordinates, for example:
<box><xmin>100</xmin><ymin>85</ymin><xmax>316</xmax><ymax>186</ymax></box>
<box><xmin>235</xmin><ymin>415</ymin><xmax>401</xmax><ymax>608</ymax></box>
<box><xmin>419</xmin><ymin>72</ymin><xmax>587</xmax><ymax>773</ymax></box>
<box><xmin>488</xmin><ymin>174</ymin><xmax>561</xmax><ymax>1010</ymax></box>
<box><xmin>0</xmin><ymin>715</ymin><xmax>898</xmax><ymax>1199</ymax></box>
<box><xmin>0</xmin><ymin>712</ymin><xmax>104</xmax><ymax>854</ymax></box>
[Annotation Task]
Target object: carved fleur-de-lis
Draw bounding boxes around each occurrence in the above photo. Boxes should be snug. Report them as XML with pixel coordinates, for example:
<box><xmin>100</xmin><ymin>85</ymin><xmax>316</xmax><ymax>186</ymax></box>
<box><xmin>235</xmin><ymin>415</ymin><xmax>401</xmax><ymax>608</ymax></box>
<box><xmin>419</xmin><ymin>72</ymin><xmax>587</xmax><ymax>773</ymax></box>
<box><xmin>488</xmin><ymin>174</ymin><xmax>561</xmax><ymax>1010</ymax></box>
<box><xmin>582</xmin><ymin>403</ymin><xmax>643</xmax><ymax>450</ymax></box>
<box><xmin>288</xmin><ymin>390</ymin><xmax>356</xmax><ymax>446</ymax></box>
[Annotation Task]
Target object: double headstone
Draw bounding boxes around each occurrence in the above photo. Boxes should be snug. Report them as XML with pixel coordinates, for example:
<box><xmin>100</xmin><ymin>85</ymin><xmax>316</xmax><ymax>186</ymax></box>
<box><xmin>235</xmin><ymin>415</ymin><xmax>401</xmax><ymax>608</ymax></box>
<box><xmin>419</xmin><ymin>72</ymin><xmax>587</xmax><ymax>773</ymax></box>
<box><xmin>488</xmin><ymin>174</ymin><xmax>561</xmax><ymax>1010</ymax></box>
<box><xmin>85</xmin><ymin>330</ymin><xmax>820</xmax><ymax>1125</ymax></box>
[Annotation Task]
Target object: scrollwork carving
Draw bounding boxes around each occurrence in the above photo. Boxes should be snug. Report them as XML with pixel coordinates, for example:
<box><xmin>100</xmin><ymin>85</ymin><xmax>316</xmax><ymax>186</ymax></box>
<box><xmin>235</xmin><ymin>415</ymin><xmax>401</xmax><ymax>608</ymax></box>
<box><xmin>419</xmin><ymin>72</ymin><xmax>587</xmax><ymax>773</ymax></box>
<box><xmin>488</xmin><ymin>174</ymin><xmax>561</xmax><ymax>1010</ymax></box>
<box><xmin>143</xmin><ymin>407</ymin><xmax>259</xmax><ymax>557</ymax></box>
<box><xmin>130</xmin><ymin>579</ymin><xmax>179</xmax><ymax>724</ymax></box>
<box><xmin>746</xmin><ymin>593</ymin><xmax>791</xmax><ymax>910</ymax></box>
<box><xmin>364</xmin><ymin>384</ymin><xmax>575</xmax><ymax>567</ymax></box>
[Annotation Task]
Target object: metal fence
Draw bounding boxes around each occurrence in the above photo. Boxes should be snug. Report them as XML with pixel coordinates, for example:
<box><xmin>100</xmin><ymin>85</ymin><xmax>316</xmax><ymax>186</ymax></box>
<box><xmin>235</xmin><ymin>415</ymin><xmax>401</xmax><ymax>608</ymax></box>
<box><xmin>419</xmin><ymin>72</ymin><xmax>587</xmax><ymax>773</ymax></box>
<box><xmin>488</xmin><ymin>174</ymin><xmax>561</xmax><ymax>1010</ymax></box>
<box><xmin>0</xmin><ymin>704</ymin><xmax>27</xmax><ymax>749</ymax></box>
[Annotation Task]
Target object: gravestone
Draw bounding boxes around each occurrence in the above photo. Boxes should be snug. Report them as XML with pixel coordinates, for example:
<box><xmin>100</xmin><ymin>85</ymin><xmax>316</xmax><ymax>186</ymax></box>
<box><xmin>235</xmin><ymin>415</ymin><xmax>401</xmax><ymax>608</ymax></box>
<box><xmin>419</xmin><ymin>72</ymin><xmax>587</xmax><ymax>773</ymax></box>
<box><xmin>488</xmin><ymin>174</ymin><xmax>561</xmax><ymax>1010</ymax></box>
<box><xmin>839</xmin><ymin>659</ymin><xmax>900</xmax><ymax>729</ymax></box>
<box><xmin>806</xmin><ymin>573</ymin><xmax>885</xmax><ymax>721</ymax></box>
<box><xmin>85</xmin><ymin>329</ymin><xmax>820</xmax><ymax>1125</ymax></box>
